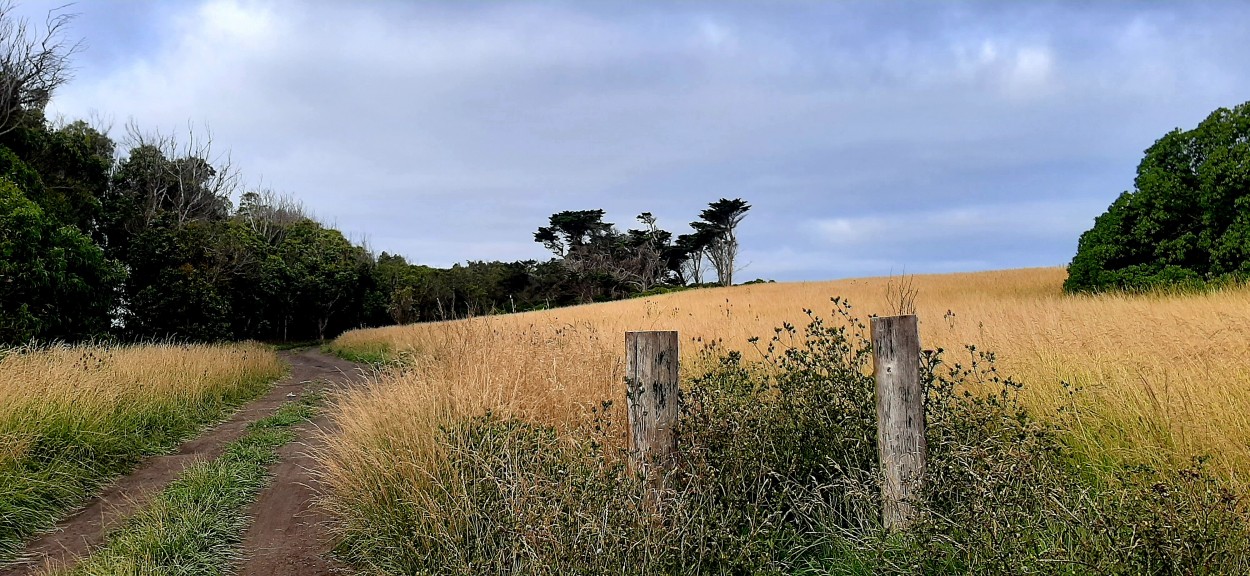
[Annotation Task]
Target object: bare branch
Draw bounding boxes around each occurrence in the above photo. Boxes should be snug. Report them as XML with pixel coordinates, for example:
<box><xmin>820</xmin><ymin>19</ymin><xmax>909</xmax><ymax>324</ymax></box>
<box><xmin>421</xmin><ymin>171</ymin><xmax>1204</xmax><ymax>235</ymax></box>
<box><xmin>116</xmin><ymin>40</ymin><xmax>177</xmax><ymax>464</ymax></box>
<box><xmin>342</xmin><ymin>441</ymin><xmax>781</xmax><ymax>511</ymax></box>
<box><xmin>237</xmin><ymin>187</ymin><xmax>311</xmax><ymax>245</ymax></box>
<box><xmin>0</xmin><ymin>1</ymin><xmax>80</xmax><ymax>135</ymax></box>
<box><xmin>120</xmin><ymin>120</ymin><xmax>238</xmax><ymax>228</ymax></box>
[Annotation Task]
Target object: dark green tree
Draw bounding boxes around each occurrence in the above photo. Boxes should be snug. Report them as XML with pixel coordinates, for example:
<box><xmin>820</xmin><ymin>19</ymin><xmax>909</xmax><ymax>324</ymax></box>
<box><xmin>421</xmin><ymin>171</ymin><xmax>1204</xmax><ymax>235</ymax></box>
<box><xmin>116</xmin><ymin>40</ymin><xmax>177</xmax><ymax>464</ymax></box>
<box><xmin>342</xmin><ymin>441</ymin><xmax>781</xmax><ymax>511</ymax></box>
<box><xmin>371</xmin><ymin>252</ymin><xmax>418</xmax><ymax>324</ymax></box>
<box><xmin>534</xmin><ymin>209</ymin><xmax>613</xmax><ymax>257</ymax></box>
<box><xmin>1066</xmin><ymin>101</ymin><xmax>1250</xmax><ymax>292</ymax></box>
<box><xmin>101</xmin><ymin>133</ymin><xmax>248</xmax><ymax>341</ymax></box>
<box><xmin>0</xmin><ymin>178</ymin><xmax>122</xmax><ymax>344</ymax></box>
<box><xmin>273</xmin><ymin>220</ymin><xmax>371</xmax><ymax>341</ymax></box>
<box><xmin>0</xmin><ymin>114</ymin><xmax>114</xmax><ymax>235</ymax></box>
<box><xmin>673</xmin><ymin>228</ymin><xmax>716</xmax><ymax>285</ymax></box>
<box><xmin>121</xmin><ymin>221</ymin><xmax>240</xmax><ymax>341</ymax></box>
<box><xmin>102</xmin><ymin>133</ymin><xmax>235</xmax><ymax>262</ymax></box>
<box><xmin>621</xmin><ymin>213</ymin><xmax>674</xmax><ymax>291</ymax></box>
<box><xmin>535</xmin><ymin>209</ymin><xmax>618</xmax><ymax>302</ymax></box>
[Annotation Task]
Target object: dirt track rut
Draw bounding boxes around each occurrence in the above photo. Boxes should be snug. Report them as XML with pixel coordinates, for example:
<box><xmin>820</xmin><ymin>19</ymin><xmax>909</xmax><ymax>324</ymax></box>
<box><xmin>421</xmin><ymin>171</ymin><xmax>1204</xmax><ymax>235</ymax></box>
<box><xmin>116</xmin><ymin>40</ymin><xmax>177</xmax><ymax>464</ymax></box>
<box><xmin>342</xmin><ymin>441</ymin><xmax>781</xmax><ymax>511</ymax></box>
<box><xmin>235</xmin><ymin>350</ymin><xmax>362</xmax><ymax>576</ymax></box>
<box><xmin>0</xmin><ymin>349</ymin><xmax>364</xmax><ymax>576</ymax></box>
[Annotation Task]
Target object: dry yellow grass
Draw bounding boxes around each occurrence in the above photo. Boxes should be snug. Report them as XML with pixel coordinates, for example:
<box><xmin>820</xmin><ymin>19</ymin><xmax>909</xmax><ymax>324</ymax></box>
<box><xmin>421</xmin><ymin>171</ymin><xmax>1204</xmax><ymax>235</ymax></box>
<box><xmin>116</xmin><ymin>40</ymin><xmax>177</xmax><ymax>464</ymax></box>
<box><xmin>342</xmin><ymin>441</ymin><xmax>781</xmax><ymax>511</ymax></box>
<box><xmin>326</xmin><ymin>267</ymin><xmax>1250</xmax><ymax>490</ymax></box>
<box><xmin>0</xmin><ymin>342</ymin><xmax>284</xmax><ymax>457</ymax></box>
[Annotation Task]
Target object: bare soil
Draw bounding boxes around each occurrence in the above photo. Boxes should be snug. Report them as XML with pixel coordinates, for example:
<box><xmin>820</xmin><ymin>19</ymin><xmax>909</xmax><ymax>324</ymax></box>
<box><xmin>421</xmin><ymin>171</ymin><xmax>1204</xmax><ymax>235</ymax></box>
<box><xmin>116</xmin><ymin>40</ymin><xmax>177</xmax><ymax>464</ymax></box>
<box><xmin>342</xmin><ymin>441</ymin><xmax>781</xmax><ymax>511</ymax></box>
<box><xmin>0</xmin><ymin>349</ymin><xmax>365</xmax><ymax>576</ymax></box>
<box><xmin>235</xmin><ymin>351</ymin><xmax>363</xmax><ymax>576</ymax></box>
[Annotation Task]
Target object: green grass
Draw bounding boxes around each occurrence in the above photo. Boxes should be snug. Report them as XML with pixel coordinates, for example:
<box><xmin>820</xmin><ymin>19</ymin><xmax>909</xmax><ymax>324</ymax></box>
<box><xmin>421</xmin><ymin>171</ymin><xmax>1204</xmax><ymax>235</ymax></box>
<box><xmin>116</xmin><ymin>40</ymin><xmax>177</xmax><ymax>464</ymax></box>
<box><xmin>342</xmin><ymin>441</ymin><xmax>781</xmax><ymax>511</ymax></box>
<box><xmin>321</xmin><ymin>341</ymin><xmax>393</xmax><ymax>367</ymax></box>
<box><xmin>268</xmin><ymin>340</ymin><xmax>321</xmax><ymax>352</ymax></box>
<box><xmin>63</xmin><ymin>394</ymin><xmax>322</xmax><ymax>576</ymax></box>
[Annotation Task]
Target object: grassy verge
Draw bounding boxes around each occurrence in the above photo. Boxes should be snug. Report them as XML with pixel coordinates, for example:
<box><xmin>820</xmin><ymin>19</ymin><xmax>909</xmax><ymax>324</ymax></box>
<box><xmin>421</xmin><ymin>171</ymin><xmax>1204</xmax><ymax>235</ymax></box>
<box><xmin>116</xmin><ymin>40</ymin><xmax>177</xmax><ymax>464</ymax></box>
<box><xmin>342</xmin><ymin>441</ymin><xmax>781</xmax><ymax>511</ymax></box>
<box><xmin>321</xmin><ymin>340</ymin><xmax>394</xmax><ymax>367</ymax></box>
<box><xmin>0</xmin><ymin>343</ymin><xmax>284</xmax><ymax>562</ymax></box>
<box><xmin>269</xmin><ymin>340</ymin><xmax>321</xmax><ymax>352</ymax></box>
<box><xmin>62</xmin><ymin>395</ymin><xmax>321</xmax><ymax>576</ymax></box>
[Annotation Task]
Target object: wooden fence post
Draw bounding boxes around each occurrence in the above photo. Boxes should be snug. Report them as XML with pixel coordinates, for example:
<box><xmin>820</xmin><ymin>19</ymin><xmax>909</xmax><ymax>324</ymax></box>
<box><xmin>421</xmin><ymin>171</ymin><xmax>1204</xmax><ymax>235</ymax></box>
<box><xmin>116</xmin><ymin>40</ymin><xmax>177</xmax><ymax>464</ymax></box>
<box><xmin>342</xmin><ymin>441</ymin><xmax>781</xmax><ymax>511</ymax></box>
<box><xmin>625</xmin><ymin>331</ymin><xmax>680</xmax><ymax>478</ymax></box>
<box><xmin>870</xmin><ymin>314</ymin><xmax>926</xmax><ymax>531</ymax></box>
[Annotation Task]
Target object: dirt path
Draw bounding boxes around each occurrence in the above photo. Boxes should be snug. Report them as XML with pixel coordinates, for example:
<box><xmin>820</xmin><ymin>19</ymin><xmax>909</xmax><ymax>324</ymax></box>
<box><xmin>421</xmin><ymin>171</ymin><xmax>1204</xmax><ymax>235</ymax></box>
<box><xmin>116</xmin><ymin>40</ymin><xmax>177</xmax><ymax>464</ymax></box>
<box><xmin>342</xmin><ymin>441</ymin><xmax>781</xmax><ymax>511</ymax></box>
<box><xmin>235</xmin><ymin>351</ymin><xmax>363</xmax><ymax>576</ymax></box>
<box><xmin>0</xmin><ymin>349</ymin><xmax>365</xmax><ymax>576</ymax></box>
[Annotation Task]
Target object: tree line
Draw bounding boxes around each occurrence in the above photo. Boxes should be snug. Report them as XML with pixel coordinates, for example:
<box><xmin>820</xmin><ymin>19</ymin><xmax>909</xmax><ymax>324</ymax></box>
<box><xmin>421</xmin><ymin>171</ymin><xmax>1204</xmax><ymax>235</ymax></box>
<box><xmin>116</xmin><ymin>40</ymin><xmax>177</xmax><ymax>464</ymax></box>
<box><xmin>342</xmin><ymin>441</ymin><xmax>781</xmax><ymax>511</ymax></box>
<box><xmin>0</xmin><ymin>5</ymin><xmax>752</xmax><ymax>345</ymax></box>
<box><xmin>375</xmin><ymin>199</ymin><xmax>752</xmax><ymax>325</ymax></box>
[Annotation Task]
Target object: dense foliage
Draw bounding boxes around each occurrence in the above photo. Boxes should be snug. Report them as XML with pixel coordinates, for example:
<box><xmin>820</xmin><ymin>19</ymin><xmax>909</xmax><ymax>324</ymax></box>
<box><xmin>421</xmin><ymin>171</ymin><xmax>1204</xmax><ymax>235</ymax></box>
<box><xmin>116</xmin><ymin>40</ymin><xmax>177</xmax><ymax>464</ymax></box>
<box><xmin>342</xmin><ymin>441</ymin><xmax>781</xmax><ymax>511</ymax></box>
<box><xmin>0</xmin><ymin>107</ymin><xmax>383</xmax><ymax>344</ymax></box>
<box><xmin>0</xmin><ymin>177</ymin><xmax>120</xmax><ymax>343</ymax></box>
<box><xmin>1066</xmin><ymin>100</ymin><xmax>1250</xmax><ymax>292</ymax></box>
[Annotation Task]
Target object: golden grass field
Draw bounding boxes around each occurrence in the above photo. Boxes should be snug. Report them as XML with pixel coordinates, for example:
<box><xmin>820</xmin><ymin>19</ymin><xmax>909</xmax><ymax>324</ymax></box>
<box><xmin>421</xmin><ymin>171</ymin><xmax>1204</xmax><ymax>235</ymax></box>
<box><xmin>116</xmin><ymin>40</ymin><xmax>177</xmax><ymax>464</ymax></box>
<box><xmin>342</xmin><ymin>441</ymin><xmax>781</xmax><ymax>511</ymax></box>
<box><xmin>325</xmin><ymin>266</ymin><xmax>1250</xmax><ymax>496</ymax></box>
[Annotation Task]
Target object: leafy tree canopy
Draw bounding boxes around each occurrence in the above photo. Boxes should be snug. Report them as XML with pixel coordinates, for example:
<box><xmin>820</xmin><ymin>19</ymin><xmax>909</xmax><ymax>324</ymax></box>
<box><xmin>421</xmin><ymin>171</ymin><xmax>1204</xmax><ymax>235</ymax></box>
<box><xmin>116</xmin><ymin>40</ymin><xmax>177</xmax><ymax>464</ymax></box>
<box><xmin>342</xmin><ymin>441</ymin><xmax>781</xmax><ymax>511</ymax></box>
<box><xmin>0</xmin><ymin>176</ymin><xmax>122</xmax><ymax>344</ymax></box>
<box><xmin>534</xmin><ymin>209</ymin><xmax>612</xmax><ymax>257</ymax></box>
<box><xmin>1066</xmin><ymin>101</ymin><xmax>1250</xmax><ymax>292</ymax></box>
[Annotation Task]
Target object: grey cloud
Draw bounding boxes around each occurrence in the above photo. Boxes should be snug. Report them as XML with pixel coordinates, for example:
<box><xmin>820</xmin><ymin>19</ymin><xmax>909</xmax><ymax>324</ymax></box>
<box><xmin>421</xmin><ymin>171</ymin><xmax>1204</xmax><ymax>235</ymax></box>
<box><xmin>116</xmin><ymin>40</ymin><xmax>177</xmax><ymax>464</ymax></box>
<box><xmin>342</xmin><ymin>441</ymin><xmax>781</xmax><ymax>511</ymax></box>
<box><xmin>26</xmin><ymin>0</ymin><xmax>1250</xmax><ymax>278</ymax></box>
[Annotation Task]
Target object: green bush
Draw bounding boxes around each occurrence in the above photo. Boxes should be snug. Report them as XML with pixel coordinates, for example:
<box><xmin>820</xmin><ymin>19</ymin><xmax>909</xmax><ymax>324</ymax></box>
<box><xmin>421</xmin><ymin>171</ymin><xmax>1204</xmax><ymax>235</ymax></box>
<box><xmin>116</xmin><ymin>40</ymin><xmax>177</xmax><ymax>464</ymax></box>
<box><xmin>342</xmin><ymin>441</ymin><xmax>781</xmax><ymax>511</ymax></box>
<box><xmin>0</xmin><ymin>178</ymin><xmax>122</xmax><ymax>344</ymax></box>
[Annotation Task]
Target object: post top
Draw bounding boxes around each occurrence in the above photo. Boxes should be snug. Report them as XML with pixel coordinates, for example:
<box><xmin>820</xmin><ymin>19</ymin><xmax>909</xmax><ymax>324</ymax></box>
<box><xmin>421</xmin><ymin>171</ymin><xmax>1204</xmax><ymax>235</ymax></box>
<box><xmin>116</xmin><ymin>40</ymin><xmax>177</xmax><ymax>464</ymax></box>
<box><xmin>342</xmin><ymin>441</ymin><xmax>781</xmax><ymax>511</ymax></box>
<box><xmin>870</xmin><ymin>314</ymin><xmax>918</xmax><ymax>323</ymax></box>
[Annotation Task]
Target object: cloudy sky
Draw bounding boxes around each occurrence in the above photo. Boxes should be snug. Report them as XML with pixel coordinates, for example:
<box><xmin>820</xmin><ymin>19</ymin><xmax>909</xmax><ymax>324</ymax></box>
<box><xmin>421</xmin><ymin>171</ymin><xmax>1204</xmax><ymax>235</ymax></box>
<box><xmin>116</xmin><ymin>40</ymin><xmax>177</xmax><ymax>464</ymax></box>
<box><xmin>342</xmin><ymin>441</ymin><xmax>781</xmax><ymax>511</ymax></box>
<box><xmin>15</xmin><ymin>1</ymin><xmax>1250</xmax><ymax>280</ymax></box>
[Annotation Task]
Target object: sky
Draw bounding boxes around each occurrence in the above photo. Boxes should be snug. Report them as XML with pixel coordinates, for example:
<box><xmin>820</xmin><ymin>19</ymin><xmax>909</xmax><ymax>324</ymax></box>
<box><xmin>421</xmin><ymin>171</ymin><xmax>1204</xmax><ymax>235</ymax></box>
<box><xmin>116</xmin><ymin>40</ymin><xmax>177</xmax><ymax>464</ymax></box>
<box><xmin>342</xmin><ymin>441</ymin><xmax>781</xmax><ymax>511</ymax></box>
<box><xmin>13</xmin><ymin>1</ymin><xmax>1250</xmax><ymax>281</ymax></box>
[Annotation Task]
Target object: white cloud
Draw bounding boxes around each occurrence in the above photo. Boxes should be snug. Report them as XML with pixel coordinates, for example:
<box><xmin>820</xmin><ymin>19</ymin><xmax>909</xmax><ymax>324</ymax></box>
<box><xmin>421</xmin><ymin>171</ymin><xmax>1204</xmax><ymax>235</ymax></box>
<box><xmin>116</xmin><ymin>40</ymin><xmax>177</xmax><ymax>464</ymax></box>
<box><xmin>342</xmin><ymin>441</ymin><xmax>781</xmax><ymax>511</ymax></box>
<box><xmin>951</xmin><ymin>37</ymin><xmax>1056</xmax><ymax>99</ymax></box>
<box><xmin>192</xmin><ymin>0</ymin><xmax>276</xmax><ymax>48</ymax></box>
<box><xmin>1006</xmin><ymin>46</ymin><xmax>1054</xmax><ymax>94</ymax></box>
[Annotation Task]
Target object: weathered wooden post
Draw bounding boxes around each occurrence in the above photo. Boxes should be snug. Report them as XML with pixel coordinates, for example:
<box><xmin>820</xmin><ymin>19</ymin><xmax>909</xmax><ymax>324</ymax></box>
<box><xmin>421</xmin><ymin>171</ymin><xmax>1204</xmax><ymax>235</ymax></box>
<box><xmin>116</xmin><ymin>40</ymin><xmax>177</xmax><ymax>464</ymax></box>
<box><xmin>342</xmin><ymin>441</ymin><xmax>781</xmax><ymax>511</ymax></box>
<box><xmin>625</xmin><ymin>331</ymin><xmax>680</xmax><ymax>478</ymax></box>
<box><xmin>870</xmin><ymin>314</ymin><xmax>926</xmax><ymax>531</ymax></box>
